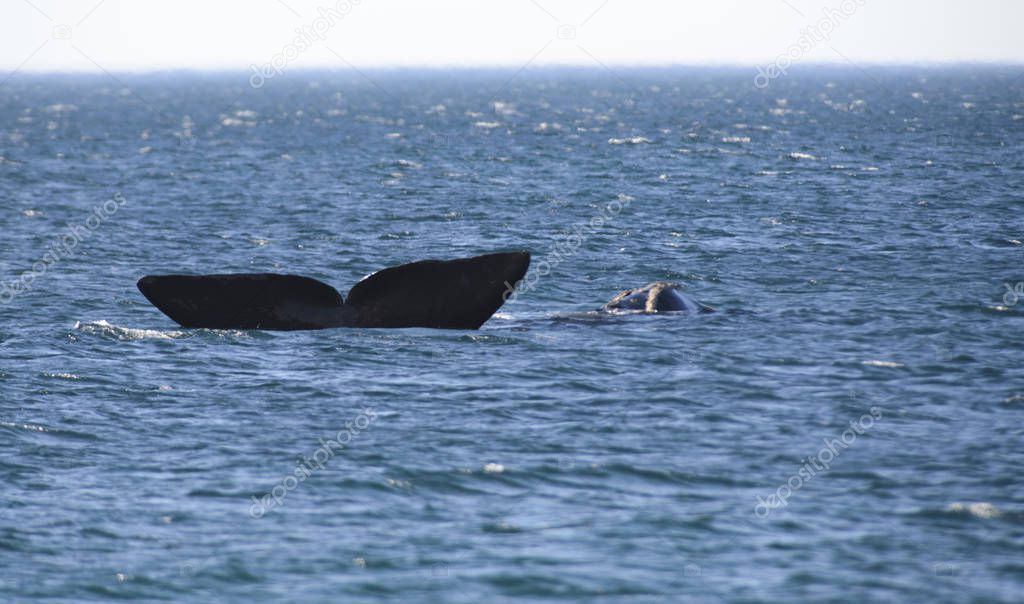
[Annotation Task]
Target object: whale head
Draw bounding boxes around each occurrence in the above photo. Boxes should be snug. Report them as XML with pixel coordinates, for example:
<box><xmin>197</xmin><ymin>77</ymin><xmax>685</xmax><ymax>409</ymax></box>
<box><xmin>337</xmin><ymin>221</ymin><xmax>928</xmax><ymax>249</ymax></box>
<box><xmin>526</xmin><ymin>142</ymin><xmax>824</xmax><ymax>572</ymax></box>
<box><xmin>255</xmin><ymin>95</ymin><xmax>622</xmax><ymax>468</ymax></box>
<box><xmin>603</xmin><ymin>282</ymin><xmax>713</xmax><ymax>314</ymax></box>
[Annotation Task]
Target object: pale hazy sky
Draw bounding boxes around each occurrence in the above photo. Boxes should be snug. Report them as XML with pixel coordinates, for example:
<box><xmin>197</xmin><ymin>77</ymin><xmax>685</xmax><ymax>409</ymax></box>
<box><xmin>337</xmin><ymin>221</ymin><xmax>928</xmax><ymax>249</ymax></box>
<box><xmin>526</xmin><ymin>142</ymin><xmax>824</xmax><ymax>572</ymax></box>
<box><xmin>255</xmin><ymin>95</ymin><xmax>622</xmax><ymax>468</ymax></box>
<box><xmin>3</xmin><ymin>0</ymin><xmax>1023</xmax><ymax>73</ymax></box>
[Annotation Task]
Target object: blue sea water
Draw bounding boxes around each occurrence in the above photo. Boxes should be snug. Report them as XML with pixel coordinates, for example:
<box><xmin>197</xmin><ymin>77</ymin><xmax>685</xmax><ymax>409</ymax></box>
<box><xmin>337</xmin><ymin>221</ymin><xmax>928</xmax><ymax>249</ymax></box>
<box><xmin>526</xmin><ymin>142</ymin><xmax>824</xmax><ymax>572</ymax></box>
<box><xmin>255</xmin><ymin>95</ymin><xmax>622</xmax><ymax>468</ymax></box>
<box><xmin>1</xmin><ymin>66</ymin><xmax>1023</xmax><ymax>603</ymax></box>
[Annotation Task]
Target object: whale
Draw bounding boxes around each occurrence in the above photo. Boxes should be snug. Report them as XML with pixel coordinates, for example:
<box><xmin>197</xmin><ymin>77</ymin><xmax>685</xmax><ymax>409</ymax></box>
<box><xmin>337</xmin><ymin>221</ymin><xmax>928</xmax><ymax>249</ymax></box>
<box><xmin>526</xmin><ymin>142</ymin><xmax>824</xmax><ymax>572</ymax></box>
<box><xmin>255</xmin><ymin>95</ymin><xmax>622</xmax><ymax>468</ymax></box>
<box><xmin>137</xmin><ymin>251</ymin><xmax>531</xmax><ymax>330</ymax></box>
<box><xmin>602</xmin><ymin>282</ymin><xmax>715</xmax><ymax>314</ymax></box>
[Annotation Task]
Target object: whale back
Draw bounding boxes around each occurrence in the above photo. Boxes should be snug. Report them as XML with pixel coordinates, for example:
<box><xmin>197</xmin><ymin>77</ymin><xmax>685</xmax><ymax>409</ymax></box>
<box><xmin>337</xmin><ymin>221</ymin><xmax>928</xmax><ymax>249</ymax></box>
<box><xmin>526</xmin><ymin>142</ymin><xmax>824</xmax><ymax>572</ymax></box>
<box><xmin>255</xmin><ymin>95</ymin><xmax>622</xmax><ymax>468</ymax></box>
<box><xmin>603</xmin><ymin>282</ymin><xmax>713</xmax><ymax>314</ymax></box>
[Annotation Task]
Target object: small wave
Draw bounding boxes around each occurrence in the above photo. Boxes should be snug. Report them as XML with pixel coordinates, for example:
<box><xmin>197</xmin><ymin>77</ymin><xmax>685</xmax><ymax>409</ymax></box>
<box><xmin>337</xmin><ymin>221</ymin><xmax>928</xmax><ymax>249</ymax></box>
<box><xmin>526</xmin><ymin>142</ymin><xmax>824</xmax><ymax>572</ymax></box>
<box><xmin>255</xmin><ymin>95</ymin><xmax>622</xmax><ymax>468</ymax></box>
<box><xmin>0</xmin><ymin>421</ymin><xmax>49</xmax><ymax>432</ymax></box>
<box><xmin>788</xmin><ymin>152</ymin><xmax>817</xmax><ymax>160</ymax></box>
<box><xmin>0</xmin><ymin>421</ymin><xmax>100</xmax><ymax>441</ymax></box>
<box><xmin>492</xmin><ymin>101</ymin><xmax>517</xmax><ymax>116</ymax></box>
<box><xmin>379</xmin><ymin>229</ymin><xmax>416</xmax><ymax>240</ymax></box>
<box><xmin>862</xmin><ymin>360</ymin><xmax>904</xmax><ymax>368</ymax></box>
<box><xmin>43</xmin><ymin>372</ymin><xmax>80</xmax><ymax>380</ymax></box>
<box><xmin>481</xmin><ymin>521</ymin><xmax>522</xmax><ymax>533</ymax></box>
<box><xmin>986</xmin><ymin>305</ymin><xmax>1018</xmax><ymax>313</ymax></box>
<box><xmin>473</xmin><ymin>121</ymin><xmax>501</xmax><ymax>129</ymax></box>
<box><xmin>221</xmin><ymin>117</ymin><xmax>257</xmax><ymax>127</ymax></box>
<box><xmin>74</xmin><ymin>320</ymin><xmax>187</xmax><ymax>341</ymax></box>
<box><xmin>44</xmin><ymin>103</ymin><xmax>78</xmax><ymax>113</ymax></box>
<box><xmin>947</xmin><ymin>502</ymin><xmax>1000</xmax><ymax>519</ymax></box>
<box><xmin>608</xmin><ymin>136</ymin><xmax>651</xmax><ymax>145</ymax></box>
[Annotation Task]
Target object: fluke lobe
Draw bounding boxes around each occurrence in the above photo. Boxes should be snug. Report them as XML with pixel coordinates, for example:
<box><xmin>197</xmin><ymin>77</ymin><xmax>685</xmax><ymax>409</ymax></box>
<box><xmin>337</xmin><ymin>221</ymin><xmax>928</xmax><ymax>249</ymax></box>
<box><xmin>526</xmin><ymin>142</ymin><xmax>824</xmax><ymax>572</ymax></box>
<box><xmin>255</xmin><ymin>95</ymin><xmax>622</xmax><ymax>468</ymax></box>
<box><xmin>137</xmin><ymin>251</ymin><xmax>531</xmax><ymax>331</ymax></box>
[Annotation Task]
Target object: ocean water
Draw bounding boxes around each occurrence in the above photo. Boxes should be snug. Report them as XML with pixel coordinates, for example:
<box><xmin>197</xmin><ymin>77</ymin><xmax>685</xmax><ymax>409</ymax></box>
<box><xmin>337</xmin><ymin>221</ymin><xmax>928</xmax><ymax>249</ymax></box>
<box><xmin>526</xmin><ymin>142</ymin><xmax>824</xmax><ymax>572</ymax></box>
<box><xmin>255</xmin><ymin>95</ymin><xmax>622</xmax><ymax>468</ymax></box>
<box><xmin>1</xmin><ymin>66</ymin><xmax>1023</xmax><ymax>603</ymax></box>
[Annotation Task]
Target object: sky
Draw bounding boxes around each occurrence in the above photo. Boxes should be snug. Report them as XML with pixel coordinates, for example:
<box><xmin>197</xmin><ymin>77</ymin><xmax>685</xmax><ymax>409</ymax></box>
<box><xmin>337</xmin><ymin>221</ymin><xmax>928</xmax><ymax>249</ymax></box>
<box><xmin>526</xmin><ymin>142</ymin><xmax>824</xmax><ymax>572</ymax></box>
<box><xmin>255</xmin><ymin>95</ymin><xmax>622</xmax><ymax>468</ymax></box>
<box><xmin>2</xmin><ymin>0</ymin><xmax>1023</xmax><ymax>74</ymax></box>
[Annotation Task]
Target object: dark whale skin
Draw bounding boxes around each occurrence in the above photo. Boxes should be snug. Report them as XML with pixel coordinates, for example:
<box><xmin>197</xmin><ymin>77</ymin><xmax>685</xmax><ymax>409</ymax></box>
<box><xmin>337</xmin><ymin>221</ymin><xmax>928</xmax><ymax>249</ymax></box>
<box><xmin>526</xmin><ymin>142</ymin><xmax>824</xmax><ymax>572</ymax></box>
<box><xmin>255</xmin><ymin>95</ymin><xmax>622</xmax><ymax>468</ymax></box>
<box><xmin>137</xmin><ymin>251</ymin><xmax>531</xmax><ymax>331</ymax></box>
<box><xmin>602</xmin><ymin>282</ymin><xmax>715</xmax><ymax>314</ymax></box>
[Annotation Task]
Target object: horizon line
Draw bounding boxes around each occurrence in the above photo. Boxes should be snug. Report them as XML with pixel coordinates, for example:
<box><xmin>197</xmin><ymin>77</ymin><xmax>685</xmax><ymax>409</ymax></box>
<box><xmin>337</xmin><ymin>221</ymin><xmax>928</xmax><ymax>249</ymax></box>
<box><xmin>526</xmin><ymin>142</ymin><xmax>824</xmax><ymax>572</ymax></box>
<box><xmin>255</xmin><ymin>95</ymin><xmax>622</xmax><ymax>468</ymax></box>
<box><xmin>7</xmin><ymin>60</ymin><xmax>1024</xmax><ymax>77</ymax></box>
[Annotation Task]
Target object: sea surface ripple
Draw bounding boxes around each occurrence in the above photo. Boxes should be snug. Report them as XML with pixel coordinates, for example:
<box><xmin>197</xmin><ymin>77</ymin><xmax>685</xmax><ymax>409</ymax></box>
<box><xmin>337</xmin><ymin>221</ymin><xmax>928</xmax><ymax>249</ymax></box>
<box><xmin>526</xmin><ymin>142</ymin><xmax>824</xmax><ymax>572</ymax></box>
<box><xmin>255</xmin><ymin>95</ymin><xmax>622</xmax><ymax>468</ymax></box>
<box><xmin>1</xmin><ymin>67</ymin><xmax>1023</xmax><ymax>603</ymax></box>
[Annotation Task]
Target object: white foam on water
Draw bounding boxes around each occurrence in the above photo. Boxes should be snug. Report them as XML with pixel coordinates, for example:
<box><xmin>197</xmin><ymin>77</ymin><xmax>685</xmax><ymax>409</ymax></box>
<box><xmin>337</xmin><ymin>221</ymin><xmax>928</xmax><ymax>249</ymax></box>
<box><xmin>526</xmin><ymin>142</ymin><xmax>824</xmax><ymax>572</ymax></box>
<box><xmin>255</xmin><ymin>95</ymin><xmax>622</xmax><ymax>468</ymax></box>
<box><xmin>44</xmin><ymin>103</ymin><xmax>78</xmax><ymax>113</ymax></box>
<box><xmin>947</xmin><ymin>502</ymin><xmax>1001</xmax><ymax>519</ymax></box>
<box><xmin>862</xmin><ymin>360</ymin><xmax>905</xmax><ymax>368</ymax></box>
<box><xmin>608</xmin><ymin>136</ymin><xmax>651</xmax><ymax>145</ymax></box>
<box><xmin>0</xmin><ymin>421</ymin><xmax>49</xmax><ymax>432</ymax></box>
<box><xmin>74</xmin><ymin>320</ymin><xmax>187</xmax><ymax>341</ymax></box>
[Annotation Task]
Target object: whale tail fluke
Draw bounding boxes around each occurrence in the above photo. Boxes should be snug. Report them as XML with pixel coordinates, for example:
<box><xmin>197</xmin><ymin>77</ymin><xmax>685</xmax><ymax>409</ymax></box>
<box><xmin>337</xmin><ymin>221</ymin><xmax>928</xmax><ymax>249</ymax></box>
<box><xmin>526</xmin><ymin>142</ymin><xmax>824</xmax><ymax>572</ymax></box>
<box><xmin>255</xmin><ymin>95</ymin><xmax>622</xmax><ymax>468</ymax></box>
<box><xmin>136</xmin><ymin>251</ymin><xmax>530</xmax><ymax>331</ymax></box>
<box><xmin>136</xmin><ymin>273</ymin><xmax>350</xmax><ymax>330</ymax></box>
<box><xmin>346</xmin><ymin>251</ymin><xmax>530</xmax><ymax>329</ymax></box>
